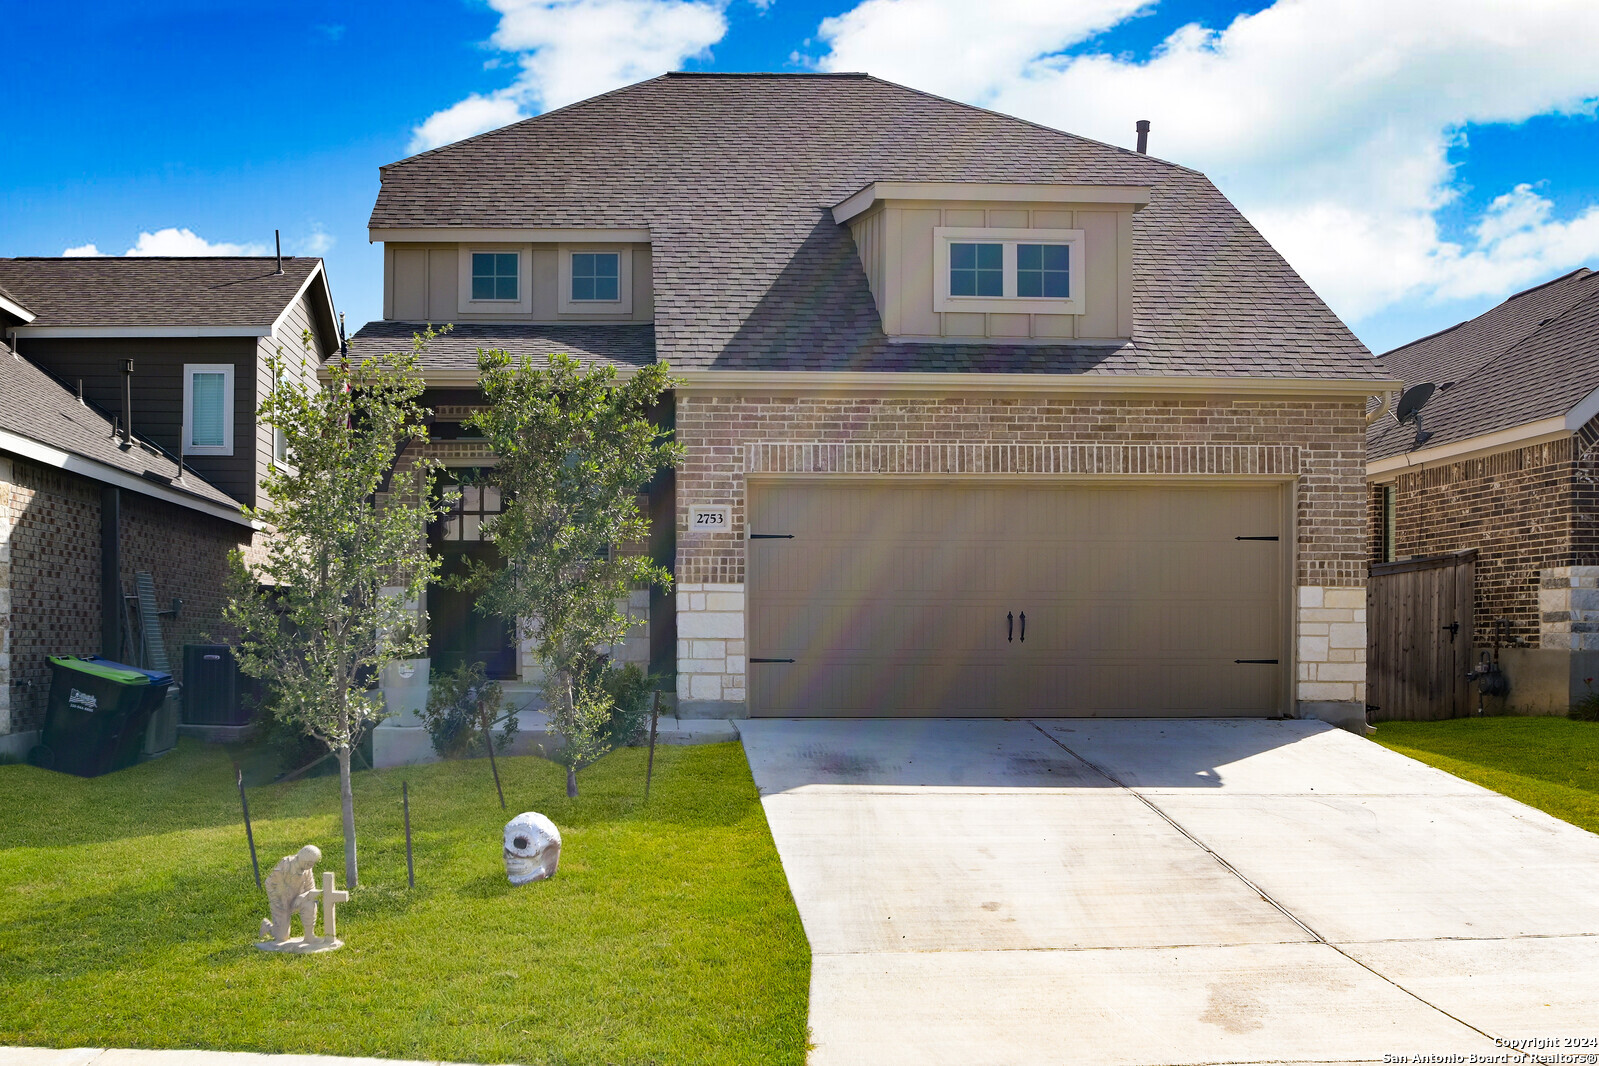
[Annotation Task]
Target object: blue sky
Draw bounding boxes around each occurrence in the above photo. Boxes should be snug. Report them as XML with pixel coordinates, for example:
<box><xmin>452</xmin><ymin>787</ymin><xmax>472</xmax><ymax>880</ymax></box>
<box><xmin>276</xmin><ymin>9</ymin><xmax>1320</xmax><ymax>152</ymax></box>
<box><xmin>5</xmin><ymin>0</ymin><xmax>1598</xmax><ymax>355</ymax></box>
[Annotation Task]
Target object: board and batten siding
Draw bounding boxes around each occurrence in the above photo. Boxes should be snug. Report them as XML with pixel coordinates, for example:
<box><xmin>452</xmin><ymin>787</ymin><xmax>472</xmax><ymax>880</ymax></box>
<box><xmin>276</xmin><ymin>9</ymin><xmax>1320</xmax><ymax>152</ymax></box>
<box><xmin>15</xmin><ymin>335</ymin><xmax>261</xmax><ymax>506</ymax></box>
<box><xmin>847</xmin><ymin>200</ymin><xmax>1134</xmax><ymax>342</ymax></box>
<box><xmin>384</xmin><ymin>243</ymin><xmax>654</xmax><ymax>323</ymax></box>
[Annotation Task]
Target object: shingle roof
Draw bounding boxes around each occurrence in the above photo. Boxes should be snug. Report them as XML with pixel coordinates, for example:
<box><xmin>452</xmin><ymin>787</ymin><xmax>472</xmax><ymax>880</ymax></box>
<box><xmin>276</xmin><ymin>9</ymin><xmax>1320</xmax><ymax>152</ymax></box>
<box><xmin>369</xmin><ymin>73</ymin><xmax>1385</xmax><ymax>381</ymax></box>
<box><xmin>0</xmin><ymin>341</ymin><xmax>243</xmax><ymax>513</ymax></box>
<box><xmin>348</xmin><ymin>321</ymin><xmax>656</xmax><ymax>371</ymax></box>
<box><xmin>1368</xmin><ymin>268</ymin><xmax>1599</xmax><ymax>461</ymax></box>
<box><xmin>0</xmin><ymin>256</ymin><xmax>324</xmax><ymax>330</ymax></box>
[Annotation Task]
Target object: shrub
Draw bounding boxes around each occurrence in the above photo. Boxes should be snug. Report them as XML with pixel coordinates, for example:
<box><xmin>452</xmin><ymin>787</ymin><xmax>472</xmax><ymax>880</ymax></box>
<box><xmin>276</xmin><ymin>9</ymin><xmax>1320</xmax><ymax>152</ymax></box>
<box><xmin>1572</xmin><ymin>677</ymin><xmax>1599</xmax><ymax>722</ymax></box>
<box><xmin>421</xmin><ymin>661</ymin><xmax>518</xmax><ymax>758</ymax></box>
<box><xmin>573</xmin><ymin>655</ymin><xmax>660</xmax><ymax>748</ymax></box>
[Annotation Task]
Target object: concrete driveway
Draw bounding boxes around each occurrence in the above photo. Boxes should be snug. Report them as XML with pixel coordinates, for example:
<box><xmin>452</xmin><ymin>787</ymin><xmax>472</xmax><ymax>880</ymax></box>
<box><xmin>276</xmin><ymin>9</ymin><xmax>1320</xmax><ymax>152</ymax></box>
<box><xmin>739</xmin><ymin>718</ymin><xmax>1599</xmax><ymax>1066</ymax></box>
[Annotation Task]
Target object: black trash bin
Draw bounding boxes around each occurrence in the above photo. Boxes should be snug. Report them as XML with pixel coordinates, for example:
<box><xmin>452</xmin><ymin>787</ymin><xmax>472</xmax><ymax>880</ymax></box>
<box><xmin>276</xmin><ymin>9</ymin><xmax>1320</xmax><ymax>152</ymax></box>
<box><xmin>32</xmin><ymin>656</ymin><xmax>174</xmax><ymax>777</ymax></box>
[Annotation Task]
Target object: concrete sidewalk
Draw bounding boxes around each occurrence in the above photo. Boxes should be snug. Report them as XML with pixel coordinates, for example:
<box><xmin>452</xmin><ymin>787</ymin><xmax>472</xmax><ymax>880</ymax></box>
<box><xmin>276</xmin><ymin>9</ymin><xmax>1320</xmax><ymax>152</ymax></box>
<box><xmin>741</xmin><ymin>717</ymin><xmax>1599</xmax><ymax>1066</ymax></box>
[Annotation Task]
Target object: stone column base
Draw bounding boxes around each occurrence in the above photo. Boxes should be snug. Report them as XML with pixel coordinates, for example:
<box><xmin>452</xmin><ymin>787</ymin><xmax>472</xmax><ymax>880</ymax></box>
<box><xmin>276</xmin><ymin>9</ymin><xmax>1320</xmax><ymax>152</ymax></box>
<box><xmin>1297</xmin><ymin>700</ymin><xmax>1372</xmax><ymax>735</ymax></box>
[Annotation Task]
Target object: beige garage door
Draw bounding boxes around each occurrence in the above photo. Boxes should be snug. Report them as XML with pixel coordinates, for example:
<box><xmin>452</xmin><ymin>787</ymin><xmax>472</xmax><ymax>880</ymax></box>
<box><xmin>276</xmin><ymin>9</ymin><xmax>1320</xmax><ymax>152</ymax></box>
<box><xmin>747</xmin><ymin>480</ymin><xmax>1287</xmax><ymax>717</ymax></box>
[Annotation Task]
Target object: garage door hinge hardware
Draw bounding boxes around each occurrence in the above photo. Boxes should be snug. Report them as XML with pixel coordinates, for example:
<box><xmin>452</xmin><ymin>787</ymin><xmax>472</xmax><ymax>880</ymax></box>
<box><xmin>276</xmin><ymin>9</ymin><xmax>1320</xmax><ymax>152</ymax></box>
<box><xmin>749</xmin><ymin>658</ymin><xmax>795</xmax><ymax>663</ymax></box>
<box><xmin>749</xmin><ymin>533</ymin><xmax>794</xmax><ymax>539</ymax></box>
<box><xmin>1234</xmin><ymin>659</ymin><xmax>1280</xmax><ymax>664</ymax></box>
<box><xmin>1235</xmin><ymin>536</ymin><xmax>1280</xmax><ymax>541</ymax></box>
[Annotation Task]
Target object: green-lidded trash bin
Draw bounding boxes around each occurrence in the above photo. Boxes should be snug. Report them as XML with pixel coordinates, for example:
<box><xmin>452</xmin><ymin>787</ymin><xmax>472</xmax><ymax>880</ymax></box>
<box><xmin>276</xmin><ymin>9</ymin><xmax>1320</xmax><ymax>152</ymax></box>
<box><xmin>33</xmin><ymin>656</ymin><xmax>174</xmax><ymax>776</ymax></box>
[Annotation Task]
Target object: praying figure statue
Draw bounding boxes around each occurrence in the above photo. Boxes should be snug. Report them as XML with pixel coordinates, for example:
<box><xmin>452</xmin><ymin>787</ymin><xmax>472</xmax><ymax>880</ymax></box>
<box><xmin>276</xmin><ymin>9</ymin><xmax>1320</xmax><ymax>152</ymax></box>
<box><xmin>255</xmin><ymin>844</ymin><xmax>347</xmax><ymax>953</ymax></box>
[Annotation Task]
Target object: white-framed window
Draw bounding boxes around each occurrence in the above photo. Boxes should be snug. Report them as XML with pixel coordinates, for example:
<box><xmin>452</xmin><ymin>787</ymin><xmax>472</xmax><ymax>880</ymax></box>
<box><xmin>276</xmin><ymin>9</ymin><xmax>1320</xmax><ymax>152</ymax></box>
<box><xmin>270</xmin><ymin>365</ymin><xmax>289</xmax><ymax>467</ymax></box>
<box><xmin>457</xmin><ymin>246</ymin><xmax>533</xmax><ymax>314</ymax></box>
<box><xmin>558</xmin><ymin>245</ymin><xmax>632</xmax><ymax>315</ymax></box>
<box><xmin>932</xmin><ymin>227</ymin><xmax>1084</xmax><ymax>315</ymax></box>
<box><xmin>183</xmin><ymin>363</ymin><xmax>234</xmax><ymax>457</ymax></box>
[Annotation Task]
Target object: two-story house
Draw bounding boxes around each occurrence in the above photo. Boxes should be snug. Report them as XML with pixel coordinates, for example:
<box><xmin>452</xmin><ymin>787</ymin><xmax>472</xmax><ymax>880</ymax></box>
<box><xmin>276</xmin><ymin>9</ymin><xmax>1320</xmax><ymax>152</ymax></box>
<box><xmin>350</xmin><ymin>72</ymin><xmax>1393</xmax><ymax>729</ymax></box>
<box><xmin>0</xmin><ymin>256</ymin><xmax>338</xmax><ymax>755</ymax></box>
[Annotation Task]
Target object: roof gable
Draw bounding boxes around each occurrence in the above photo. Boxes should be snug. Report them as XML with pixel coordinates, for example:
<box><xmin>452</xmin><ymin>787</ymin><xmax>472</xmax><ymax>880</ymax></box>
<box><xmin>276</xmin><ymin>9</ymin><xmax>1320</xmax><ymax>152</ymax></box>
<box><xmin>0</xmin><ymin>257</ymin><xmax>338</xmax><ymax>351</ymax></box>
<box><xmin>369</xmin><ymin>73</ymin><xmax>1382</xmax><ymax>382</ymax></box>
<box><xmin>1370</xmin><ymin>268</ymin><xmax>1599</xmax><ymax>461</ymax></box>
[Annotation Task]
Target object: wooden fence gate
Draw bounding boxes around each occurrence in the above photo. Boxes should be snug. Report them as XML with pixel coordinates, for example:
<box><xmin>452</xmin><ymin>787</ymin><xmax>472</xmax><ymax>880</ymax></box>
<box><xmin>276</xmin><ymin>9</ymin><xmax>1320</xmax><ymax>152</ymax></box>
<box><xmin>1366</xmin><ymin>550</ymin><xmax>1475</xmax><ymax>721</ymax></box>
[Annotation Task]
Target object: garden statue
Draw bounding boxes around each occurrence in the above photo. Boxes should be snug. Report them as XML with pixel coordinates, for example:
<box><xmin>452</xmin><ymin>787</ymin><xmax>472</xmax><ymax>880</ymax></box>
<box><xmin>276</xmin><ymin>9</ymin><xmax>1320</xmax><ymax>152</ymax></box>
<box><xmin>255</xmin><ymin>844</ymin><xmax>349</xmax><ymax>953</ymax></box>
<box><xmin>503</xmin><ymin>812</ymin><xmax>561</xmax><ymax>884</ymax></box>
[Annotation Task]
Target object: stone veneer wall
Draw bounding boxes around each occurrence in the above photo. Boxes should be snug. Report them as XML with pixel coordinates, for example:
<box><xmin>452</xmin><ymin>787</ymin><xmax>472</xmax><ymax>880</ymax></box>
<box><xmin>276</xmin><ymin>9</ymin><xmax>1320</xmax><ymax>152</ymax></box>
<box><xmin>675</xmin><ymin>393</ymin><xmax>1370</xmax><ymax>714</ymax></box>
<box><xmin>1374</xmin><ymin>429</ymin><xmax>1599</xmax><ymax>646</ymax></box>
<box><xmin>0</xmin><ymin>455</ymin><xmax>249</xmax><ymax>735</ymax></box>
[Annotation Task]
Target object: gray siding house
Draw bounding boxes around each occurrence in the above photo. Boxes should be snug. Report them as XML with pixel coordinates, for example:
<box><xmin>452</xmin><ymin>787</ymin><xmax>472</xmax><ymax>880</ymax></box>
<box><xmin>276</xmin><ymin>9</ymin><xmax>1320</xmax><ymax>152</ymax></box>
<box><xmin>0</xmin><ymin>257</ymin><xmax>339</xmax><ymax>755</ymax></box>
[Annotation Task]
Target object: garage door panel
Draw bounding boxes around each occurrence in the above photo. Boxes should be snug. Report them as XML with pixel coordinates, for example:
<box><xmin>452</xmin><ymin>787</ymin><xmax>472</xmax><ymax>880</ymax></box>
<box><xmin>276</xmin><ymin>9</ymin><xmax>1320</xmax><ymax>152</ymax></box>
<box><xmin>747</xmin><ymin>480</ymin><xmax>1286</xmax><ymax>717</ymax></box>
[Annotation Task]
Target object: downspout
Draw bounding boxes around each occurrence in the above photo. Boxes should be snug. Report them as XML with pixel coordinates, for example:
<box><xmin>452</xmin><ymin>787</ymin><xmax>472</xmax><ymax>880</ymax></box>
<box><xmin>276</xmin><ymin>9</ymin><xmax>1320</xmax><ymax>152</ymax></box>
<box><xmin>1366</xmin><ymin>390</ymin><xmax>1395</xmax><ymax>426</ymax></box>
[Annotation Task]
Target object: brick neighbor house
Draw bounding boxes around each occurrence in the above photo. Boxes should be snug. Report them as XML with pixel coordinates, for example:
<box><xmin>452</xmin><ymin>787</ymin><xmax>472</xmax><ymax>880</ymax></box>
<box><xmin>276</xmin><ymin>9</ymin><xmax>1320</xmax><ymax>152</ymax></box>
<box><xmin>0</xmin><ymin>257</ymin><xmax>338</xmax><ymax>756</ymax></box>
<box><xmin>350</xmin><ymin>72</ymin><xmax>1392</xmax><ymax>728</ymax></box>
<box><xmin>1367</xmin><ymin>267</ymin><xmax>1599</xmax><ymax>715</ymax></box>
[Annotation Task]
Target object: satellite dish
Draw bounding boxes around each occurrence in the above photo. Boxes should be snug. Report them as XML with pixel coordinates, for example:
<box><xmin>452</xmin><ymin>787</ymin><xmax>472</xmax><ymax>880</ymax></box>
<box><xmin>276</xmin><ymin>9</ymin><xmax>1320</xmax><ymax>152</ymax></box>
<box><xmin>1392</xmin><ymin>382</ymin><xmax>1437</xmax><ymax>447</ymax></box>
<box><xmin>1393</xmin><ymin>382</ymin><xmax>1436</xmax><ymax>424</ymax></box>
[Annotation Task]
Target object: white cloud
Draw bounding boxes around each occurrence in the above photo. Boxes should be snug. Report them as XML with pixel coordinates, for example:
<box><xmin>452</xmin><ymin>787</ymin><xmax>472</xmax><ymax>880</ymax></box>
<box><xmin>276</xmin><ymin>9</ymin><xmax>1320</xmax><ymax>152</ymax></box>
<box><xmin>295</xmin><ymin>226</ymin><xmax>336</xmax><ymax>256</ymax></box>
<box><xmin>127</xmin><ymin>228</ymin><xmax>270</xmax><ymax>257</ymax></box>
<box><xmin>409</xmin><ymin>0</ymin><xmax>727</xmax><ymax>153</ymax></box>
<box><xmin>410</xmin><ymin>93</ymin><xmax>527</xmax><ymax>153</ymax></box>
<box><xmin>814</xmin><ymin>0</ymin><xmax>1599</xmax><ymax>325</ymax></box>
<box><xmin>60</xmin><ymin>229</ymin><xmax>270</xmax><ymax>258</ymax></box>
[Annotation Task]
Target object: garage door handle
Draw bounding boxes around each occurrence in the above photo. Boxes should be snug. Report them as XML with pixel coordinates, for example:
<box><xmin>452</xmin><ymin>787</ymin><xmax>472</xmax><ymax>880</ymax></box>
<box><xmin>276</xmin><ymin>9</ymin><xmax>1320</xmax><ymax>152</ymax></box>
<box><xmin>1007</xmin><ymin>612</ymin><xmax>1013</xmax><ymax>642</ymax></box>
<box><xmin>750</xmin><ymin>658</ymin><xmax>795</xmax><ymax>663</ymax></box>
<box><xmin>1236</xmin><ymin>536</ymin><xmax>1280</xmax><ymax>541</ymax></box>
<box><xmin>750</xmin><ymin>533</ymin><xmax>793</xmax><ymax>539</ymax></box>
<box><xmin>1019</xmin><ymin>612</ymin><xmax>1026</xmax><ymax>642</ymax></box>
<box><xmin>1234</xmin><ymin>659</ymin><xmax>1280</xmax><ymax>664</ymax></box>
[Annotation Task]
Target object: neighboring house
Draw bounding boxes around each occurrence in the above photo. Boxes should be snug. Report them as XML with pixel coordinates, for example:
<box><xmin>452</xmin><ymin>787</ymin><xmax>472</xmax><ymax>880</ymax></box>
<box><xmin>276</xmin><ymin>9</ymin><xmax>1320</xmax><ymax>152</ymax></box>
<box><xmin>1367</xmin><ymin>267</ymin><xmax>1599</xmax><ymax>713</ymax></box>
<box><xmin>351</xmin><ymin>72</ymin><xmax>1392</xmax><ymax>727</ymax></box>
<box><xmin>0</xmin><ymin>258</ymin><xmax>338</xmax><ymax>756</ymax></box>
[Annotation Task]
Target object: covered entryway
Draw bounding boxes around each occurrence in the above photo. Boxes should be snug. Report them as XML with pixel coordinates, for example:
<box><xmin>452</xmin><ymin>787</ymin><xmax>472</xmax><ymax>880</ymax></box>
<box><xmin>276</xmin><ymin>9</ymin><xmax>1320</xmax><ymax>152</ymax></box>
<box><xmin>746</xmin><ymin>480</ymin><xmax>1287</xmax><ymax>717</ymax></box>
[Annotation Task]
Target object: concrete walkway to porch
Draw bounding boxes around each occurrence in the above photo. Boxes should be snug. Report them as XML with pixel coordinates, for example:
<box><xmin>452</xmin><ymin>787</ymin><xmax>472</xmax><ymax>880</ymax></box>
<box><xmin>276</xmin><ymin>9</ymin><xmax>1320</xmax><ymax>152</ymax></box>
<box><xmin>740</xmin><ymin>717</ymin><xmax>1599</xmax><ymax>1066</ymax></box>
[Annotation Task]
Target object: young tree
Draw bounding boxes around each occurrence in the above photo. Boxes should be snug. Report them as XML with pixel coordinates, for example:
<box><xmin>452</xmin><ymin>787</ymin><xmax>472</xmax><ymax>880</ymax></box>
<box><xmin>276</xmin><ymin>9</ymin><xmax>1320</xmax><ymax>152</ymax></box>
<box><xmin>467</xmin><ymin>350</ymin><xmax>680</xmax><ymax>797</ymax></box>
<box><xmin>226</xmin><ymin>334</ymin><xmax>447</xmax><ymax>886</ymax></box>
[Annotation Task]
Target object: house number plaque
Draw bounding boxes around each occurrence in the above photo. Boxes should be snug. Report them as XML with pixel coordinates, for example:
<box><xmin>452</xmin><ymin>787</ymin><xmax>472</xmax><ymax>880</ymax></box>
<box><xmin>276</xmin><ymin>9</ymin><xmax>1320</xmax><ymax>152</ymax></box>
<box><xmin>688</xmin><ymin>506</ymin><xmax>730</xmax><ymax>535</ymax></box>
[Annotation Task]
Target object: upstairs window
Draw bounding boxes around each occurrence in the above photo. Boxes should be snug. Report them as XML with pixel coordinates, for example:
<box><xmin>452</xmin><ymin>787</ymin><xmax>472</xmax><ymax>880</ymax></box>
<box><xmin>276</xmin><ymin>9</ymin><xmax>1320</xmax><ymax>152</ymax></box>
<box><xmin>949</xmin><ymin>243</ymin><xmax>1002</xmax><ymax>297</ymax></box>
<box><xmin>183</xmin><ymin>364</ymin><xmax>234</xmax><ymax>456</ymax></box>
<box><xmin>933</xmin><ymin>227</ymin><xmax>1085</xmax><ymax>315</ymax></box>
<box><xmin>558</xmin><ymin>245</ymin><xmax>632</xmax><ymax>314</ymax></box>
<box><xmin>570</xmin><ymin>252</ymin><xmax>620</xmax><ymax>302</ymax></box>
<box><xmin>471</xmin><ymin>252</ymin><xmax>519</xmax><ymax>301</ymax></box>
<box><xmin>1017</xmin><ymin>243</ymin><xmax>1070</xmax><ymax>298</ymax></box>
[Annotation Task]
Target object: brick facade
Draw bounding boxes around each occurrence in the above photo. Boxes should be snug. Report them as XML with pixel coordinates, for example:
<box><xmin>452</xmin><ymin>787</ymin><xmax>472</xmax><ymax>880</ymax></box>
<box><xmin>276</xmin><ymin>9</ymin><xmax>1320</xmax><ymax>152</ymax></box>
<box><xmin>675</xmin><ymin>391</ymin><xmax>1370</xmax><ymax>714</ymax></box>
<box><xmin>0</xmin><ymin>455</ymin><xmax>249</xmax><ymax>736</ymax></box>
<box><xmin>1372</xmin><ymin>425</ymin><xmax>1599</xmax><ymax>646</ymax></box>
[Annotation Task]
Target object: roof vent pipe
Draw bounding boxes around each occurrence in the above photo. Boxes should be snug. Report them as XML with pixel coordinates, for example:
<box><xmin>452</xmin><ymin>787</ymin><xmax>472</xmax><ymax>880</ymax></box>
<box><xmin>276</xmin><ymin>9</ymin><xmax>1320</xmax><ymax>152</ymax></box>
<box><xmin>275</xmin><ymin>230</ymin><xmax>283</xmax><ymax>275</ymax></box>
<box><xmin>1136</xmin><ymin>120</ymin><xmax>1150</xmax><ymax>154</ymax></box>
<box><xmin>120</xmin><ymin>358</ymin><xmax>134</xmax><ymax>446</ymax></box>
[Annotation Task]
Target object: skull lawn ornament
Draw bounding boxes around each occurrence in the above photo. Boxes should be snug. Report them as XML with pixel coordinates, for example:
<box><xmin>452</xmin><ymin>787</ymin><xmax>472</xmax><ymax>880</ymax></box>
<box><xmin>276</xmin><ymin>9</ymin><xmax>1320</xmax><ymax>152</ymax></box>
<box><xmin>503</xmin><ymin>811</ymin><xmax>561</xmax><ymax>885</ymax></box>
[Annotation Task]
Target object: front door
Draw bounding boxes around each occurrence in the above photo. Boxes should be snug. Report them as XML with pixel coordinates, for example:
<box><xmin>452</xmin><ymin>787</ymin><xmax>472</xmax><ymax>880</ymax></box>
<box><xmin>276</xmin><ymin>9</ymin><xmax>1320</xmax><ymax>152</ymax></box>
<box><xmin>428</xmin><ymin>474</ymin><xmax>517</xmax><ymax>680</ymax></box>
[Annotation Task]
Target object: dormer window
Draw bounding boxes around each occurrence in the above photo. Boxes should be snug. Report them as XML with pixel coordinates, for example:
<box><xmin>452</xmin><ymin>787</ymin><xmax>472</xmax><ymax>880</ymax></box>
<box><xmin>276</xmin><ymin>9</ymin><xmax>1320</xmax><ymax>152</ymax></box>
<box><xmin>471</xmin><ymin>253</ymin><xmax>519</xmax><ymax>301</ymax></box>
<box><xmin>558</xmin><ymin>245</ymin><xmax>632</xmax><ymax>314</ymax></box>
<box><xmin>570</xmin><ymin>253</ymin><xmax>620</xmax><ymax>301</ymax></box>
<box><xmin>933</xmin><ymin>227</ymin><xmax>1084</xmax><ymax>315</ymax></box>
<box><xmin>458</xmin><ymin>246</ymin><xmax>533</xmax><ymax>314</ymax></box>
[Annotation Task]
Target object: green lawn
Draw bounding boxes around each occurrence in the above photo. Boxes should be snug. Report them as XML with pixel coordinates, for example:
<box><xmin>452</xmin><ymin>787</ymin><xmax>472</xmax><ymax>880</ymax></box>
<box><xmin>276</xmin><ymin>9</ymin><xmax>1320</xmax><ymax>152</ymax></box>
<box><xmin>0</xmin><ymin>739</ymin><xmax>810</xmax><ymax>1065</ymax></box>
<box><xmin>1373</xmin><ymin>716</ymin><xmax>1599</xmax><ymax>834</ymax></box>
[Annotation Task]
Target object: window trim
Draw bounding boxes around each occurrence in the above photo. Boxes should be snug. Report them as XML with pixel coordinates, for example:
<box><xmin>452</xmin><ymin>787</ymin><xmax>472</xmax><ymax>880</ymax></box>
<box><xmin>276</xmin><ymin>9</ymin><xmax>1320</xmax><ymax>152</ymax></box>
<box><xmin>557</xmin><ymin>244</ymin><xmax>632</xmax><ymax>315</ymax></box>
<box><xmin>932</xmin><ymin>226</ymin><xmax>1084</xmax><ymax>315</ymax></box>
<box><xmin>182</xmin><ymin>363</ymin><xmax>235</xmax><ymax>457</ymax></box>
<box><xmin>269</xmin><ymin>365</ymin><xmax>290</xmax><ymax>470</ymax></box>
<box><xmin>457</xmin><ymin>245</ymin><xmax>533</xmax><ymax>314</ymax></box>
